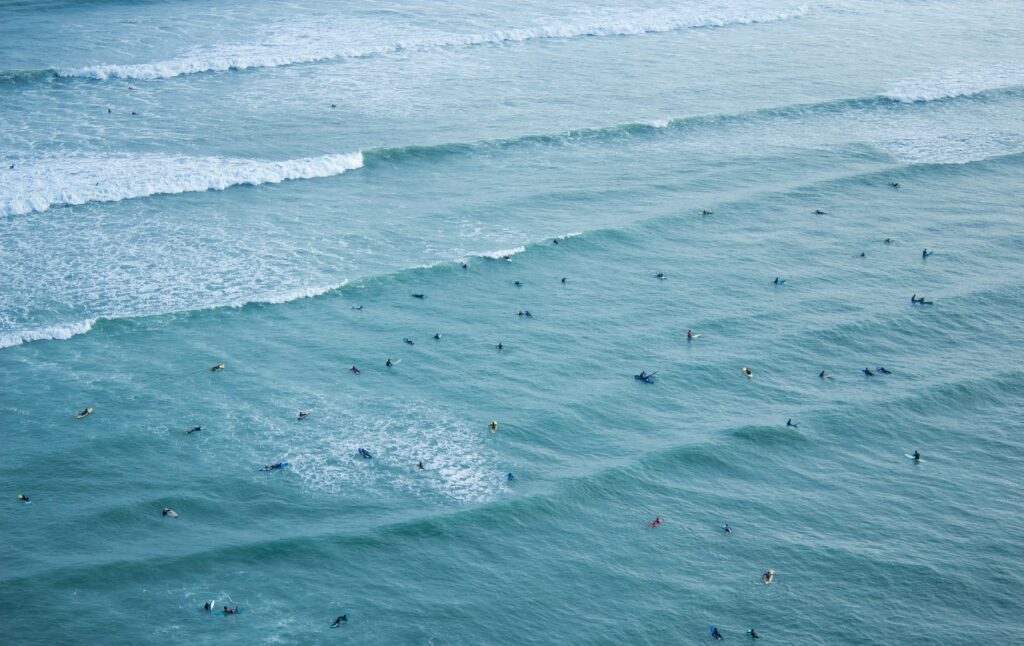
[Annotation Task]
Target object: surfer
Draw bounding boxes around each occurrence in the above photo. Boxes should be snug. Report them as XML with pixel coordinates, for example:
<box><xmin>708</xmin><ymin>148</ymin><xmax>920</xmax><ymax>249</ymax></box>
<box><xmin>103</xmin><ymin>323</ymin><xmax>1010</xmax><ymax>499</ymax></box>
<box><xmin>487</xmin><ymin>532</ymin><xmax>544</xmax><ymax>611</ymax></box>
<box><xmin>222</xmin><ymin>606</ymin><xmax>239</xmax><ymax>615</ymax></box>
<box><xmin>553</xmin><ymin>239</ymin><xmax>559</xmax><ymax>245</ymax></box>
<box><xmin>742</xmin><ymin>367</ymin><xmax>753</xmax><ymax>378</ymax></box>
<box><xmin>723</xmin><ymin>524</ymin><xmax>732</xmax><ymax>534</ymax></box>
<box><xmin>404</xmin><ymin>337</ymin><xmax>415</xmax><ymax>345</ymax></box>
<box><xmin>687</xmin><ymin>329</ymin><xmax>693</xmax><ymax>340</ymax></box>
<box><xmin>863</xmin><ymin>368</ymin><xmax>875</xmax><ymax>376</ymax></box>
<box><xmin>417</xmin><ymin>461</ymin><xmax>425</xmax><ymax>471</ymax></box>
<box><xmin>819</xmin><ymin>370</ymin><xmax>832</xmax><ymax>380</ymax></box>
<box><xmin>162</xmin><ymin>508</ymin><xmax>178</xmax><ymax>518</ymax></box>
<box><xmin>912</xmin><ymin>294</ymin><xmax>918</xmax><ymax>304</ymax></box>
<box><xmin>203</xmin><ymin>601</ymin><xmax>213</xmax><ymax>611</ymax></box>
<box><xmin>773</xmin><ymin>276</ymin><xmax>783</xmax><ymax>284</ymax></box>
<box><xmin>786</xmin><ymin>419</ymin><xmax>799</xmax><ymax>428</ymax></box>
<box><xmin>876</xmin><ymin>367</ymin><xmax>892</xmax><ymax>374</ymax></box>
<box><xmin>700</xmin><ymin>209</ymin><xmax>713</xmax><ymax>216</ymax></box>
<box><xmin>332</xmin><ymin>615</ymin><xmax>348</xmax><ymax>627</ymax></box>
<box><xmin>762</xmin><ymin>569</ymin><xmax>775</xmax><ymax>585</ymax></box>
<box><xmin>711</xmin><ymin>626</ymin><xmax>723</xmax><ymax>640</ymax></box>
<box><xmin>636</xmin><ymin>370</ymin><xmax>655</xmax><ymax>383</ymax></box>
<box><xmin>77</xmin><ymin>407</ymin><xmax>94</xmax><ymax>418</ymax></box>
<box><xmin>358</xmin><ymin>448</ymin><xmax>372</xmax><ymax>459</ymax></box>
<box><xmin>649</xmin><ymin>517</ymin><xmax>661</xmax><ymax>528</ymax></box>
<box><xmin>433</xmin><ymin>333</ymin><xmax>441</xmax><ymax>340</ymax></box>
<box><xmin>351</xmin><ymin>305</ymin><xmax>364</xmax><ymax>311</ymax></box>
<box><xmin>185</xmin><ymin>426</ymin><xmax>202</xmax><ymax>435</ymax></box>
<box><xmin>350</xmin><ymin>366</ymin><xmax>361</xmax><ymax>375</ymax></box>
<box><xmin>461</xmin><ymin>262</ymin><xmax>468</xmax><ymax>269</ymax></box>
<box><xmin>497</xmin><ymin>342</ymin><xmax>504</xmax><ymax>351</ymax></box>
<box><xmin>884</xmin><ymin>238</ymin><xmax>892</xmax><ymax>244</ymax></box>
<box><xmin>913</xmin><ymin>450</ymin><xmax>921</xmax><ymax>462</ymax></box>
<box><xmin>749</xmin><ymin>628</ymin><xmax>761</xmax><ymax>639</ymax></box>
<box><xmin>386</xmin><ymin>358</ymin><xmax>392</xmax><ymax>367</ymax></box>
<box><xmin>561</xmin><ymin>277</ymin><xmax>567</xmax><ymax>283</ymax></box>
<box><xmin>859</xmin><ymin>252</ymin><xmax>866</xmax><ymax>258</ymax></box>
<box><xmin>514</xmin><ymin>281</ymin><xmax>523</xmax><ymax>287</ymax></box>
<box><xmin>297</xmin><ymin>411</ymin><xmax>310</xmax><ymax>420</ymax></box>
<box><xmin>507</xmin><ymin>472</ymin><xmax>515</xmax><ymax>482</ymax></box>
<box><xmin>262</xmin><ymin>462</ymin><xmax>286</xmax><ymax>471</ymax></box>
<box><xmin>19</xmin><ymin>494</ymin><xmax>30</xmax><ymax>504</ymax></box>
<box><xmin>922</xmin><ymin>248</ymin><xmax>933</xmax><ymax>258</ymax></box>
<box><xmin>813</xmin><ymin>209</ymin><xmax>826</xmax><ymax>215</ymax></box>
<box><xmin>889</xmin><ymin>182</ymin><xmax>900</xmax><ymax>189</ymax></box>
<box><xmin>655</xmin><ymin>272</ymin><xmax>666</xmax><ymax>280</ymax></box>
<box><xmin>210</xmin><ymin>364</ymin><xmax>225</xmax><ymax>372</ymax></box>
<box><xmin>411</xmin><ymin>293</ymin><xmax>425</xmax><ymax>299</ymax></box>
<box><xmin>489</xmin><ymin>420</ymin><xmax>499</xmax><ymax>433</ymax></box>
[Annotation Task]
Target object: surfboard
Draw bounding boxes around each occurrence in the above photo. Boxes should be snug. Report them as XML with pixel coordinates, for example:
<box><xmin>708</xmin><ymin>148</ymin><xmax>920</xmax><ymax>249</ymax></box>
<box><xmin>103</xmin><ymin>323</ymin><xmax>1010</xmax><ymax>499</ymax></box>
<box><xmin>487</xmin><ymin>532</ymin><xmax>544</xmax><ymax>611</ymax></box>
<box><xmin>905</xmin><ymin>454</ymin><xmax>925</xmax><ymax>462</ymax></box>
<box><xmin>690</xmin><ymin>333</ymin><xmax>702</xmax><ymax>339</ymax></box>
<box><xmin>76</xmin><ymin>408</ymin><xmax>93</xmax><ymax>419</ymax></box>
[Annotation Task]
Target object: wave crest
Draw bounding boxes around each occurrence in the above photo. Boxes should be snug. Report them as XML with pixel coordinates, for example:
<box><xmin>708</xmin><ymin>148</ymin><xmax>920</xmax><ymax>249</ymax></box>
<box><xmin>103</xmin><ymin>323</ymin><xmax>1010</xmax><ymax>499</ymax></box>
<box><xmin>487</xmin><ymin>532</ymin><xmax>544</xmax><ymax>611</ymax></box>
<box><xmin>0</xmin><ymin>151</ymin><xmax>363</xmax><ymax>216</ymax></box>
<box><xmin>55</xmin><ymin>5</ymin><xmax>809</xmax><ymax>81</ymax></box>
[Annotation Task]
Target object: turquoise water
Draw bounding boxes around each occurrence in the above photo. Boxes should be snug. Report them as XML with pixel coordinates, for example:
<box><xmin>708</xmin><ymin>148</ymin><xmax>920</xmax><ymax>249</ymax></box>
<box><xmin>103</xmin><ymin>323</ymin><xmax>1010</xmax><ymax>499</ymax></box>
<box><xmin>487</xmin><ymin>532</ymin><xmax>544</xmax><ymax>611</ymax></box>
<box><xmin>2</xmin><ymin>1</ymin><xmax>1024</xmax><ymax>643</ymax></box>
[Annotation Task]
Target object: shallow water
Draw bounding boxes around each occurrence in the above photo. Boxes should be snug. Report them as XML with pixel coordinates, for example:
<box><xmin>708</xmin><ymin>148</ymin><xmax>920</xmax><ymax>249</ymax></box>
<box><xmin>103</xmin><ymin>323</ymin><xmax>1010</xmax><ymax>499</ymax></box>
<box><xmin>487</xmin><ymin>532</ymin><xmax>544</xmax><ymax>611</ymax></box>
<box><xmin>2</xmin><ymin>1</ymin><xmax>1024</xmax><ymax>643</ymax></box>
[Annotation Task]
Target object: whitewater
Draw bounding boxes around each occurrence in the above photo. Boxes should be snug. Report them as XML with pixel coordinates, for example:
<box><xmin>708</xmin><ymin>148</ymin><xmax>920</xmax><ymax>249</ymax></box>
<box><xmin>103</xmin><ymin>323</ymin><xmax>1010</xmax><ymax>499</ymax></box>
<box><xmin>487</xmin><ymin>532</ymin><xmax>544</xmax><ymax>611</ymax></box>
<box><xmin>2</xmin><ymin>0</ymin><xmax>1023</xmax><ymax>644</ymax></box>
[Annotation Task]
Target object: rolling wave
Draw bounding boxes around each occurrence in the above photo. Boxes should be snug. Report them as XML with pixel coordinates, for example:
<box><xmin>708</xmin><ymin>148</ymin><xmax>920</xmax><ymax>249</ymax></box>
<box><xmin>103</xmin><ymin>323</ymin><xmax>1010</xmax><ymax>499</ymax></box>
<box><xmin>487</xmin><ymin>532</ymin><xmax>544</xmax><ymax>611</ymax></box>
<box><xmin>3</xmin><ymin>83</ymin><xmax>1020</xmax><ymax>218</ymax></box>
<box><xmin>0</xmin><ymin>244</ymin><xmax>535</xmax><ymax>349</ymax></box>
<box><xmin>883</xmin><ymin>66</ymin><xmax>1024</xmax><ymax>103</ymax></box>
<box><xmin>50</xmin><ymin>5</ymin><xmax>810</xmax><ymax>81</ymax></box>
<box><xmin>0</xmin><ymin>151</ymin><xmax>363</xmax><ymax>216</ymax></box>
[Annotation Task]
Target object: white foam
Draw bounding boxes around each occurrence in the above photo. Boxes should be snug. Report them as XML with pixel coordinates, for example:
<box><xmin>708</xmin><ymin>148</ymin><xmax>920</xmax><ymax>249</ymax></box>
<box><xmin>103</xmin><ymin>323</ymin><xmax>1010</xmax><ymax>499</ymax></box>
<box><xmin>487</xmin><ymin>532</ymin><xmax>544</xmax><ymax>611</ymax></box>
<box><xmin>880</xmin><ymin>132</ymin><xmax>1024</xmax><ymax>165</ymax></box>
<box><xmin>477</xmin><ymin>246</ymin><xmax>528</xmax><ymax>260</ymax></box>
<box><xmin>643</xmin><ymin>118</ymin><xmax>672</xmax><ymax>129</ymax></box>
<box><xmin>270</xmin><ymin>404</ymin><xmax>502</xmax><ymax>504</ymax></box>
<box><xmin>0</xmin><ymin>151</ymin><xmax>363</xmax><ymax>216</ymax></box>
<box><xmin>884</xmin><ymin>67</ymin><xmax>1024</xmax><ymax>103</ymax></box>
<box><xmin>0</xmin><ymin>318</ymin><xmax>97</xmax><ymax>349</ymax></box>
<box><xmin>58</xmin><ymin>5</ymin><xmax>809</xmax><ymax>81</ymax></box>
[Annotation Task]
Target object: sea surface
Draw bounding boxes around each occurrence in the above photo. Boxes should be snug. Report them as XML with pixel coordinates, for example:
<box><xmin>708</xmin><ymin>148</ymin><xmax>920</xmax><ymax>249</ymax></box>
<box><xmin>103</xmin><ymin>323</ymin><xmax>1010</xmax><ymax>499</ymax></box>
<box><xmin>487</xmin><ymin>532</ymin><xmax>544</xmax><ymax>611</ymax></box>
<box><xmin>2</xmin><ymin>1</ymin><xmax>1023</xmax><ymax>643</ymax></box>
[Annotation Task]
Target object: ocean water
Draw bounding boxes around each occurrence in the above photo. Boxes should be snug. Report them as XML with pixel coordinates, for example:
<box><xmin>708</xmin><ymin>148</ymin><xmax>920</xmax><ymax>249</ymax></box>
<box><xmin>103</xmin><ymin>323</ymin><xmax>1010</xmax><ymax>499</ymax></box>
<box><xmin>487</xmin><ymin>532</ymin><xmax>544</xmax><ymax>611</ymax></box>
<box><xmin>2</xmin><ymin>0</ymin><xmax>1023</xmax><ymax>643</ymax></box>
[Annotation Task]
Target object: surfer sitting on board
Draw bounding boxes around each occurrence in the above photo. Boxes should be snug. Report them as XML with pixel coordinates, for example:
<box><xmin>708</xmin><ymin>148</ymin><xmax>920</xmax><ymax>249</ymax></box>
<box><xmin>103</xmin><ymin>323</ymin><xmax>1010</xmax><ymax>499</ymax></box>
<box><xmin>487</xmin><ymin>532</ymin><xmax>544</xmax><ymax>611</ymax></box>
<box><xmin>222</xmin><ymin>606</ymin><xmax>240</xmax><ymax>615</ymax></box>
<box><xmin>913</xmin><ymin>450</ymin><xmax>921</xmax><ymax>462</ymax></box>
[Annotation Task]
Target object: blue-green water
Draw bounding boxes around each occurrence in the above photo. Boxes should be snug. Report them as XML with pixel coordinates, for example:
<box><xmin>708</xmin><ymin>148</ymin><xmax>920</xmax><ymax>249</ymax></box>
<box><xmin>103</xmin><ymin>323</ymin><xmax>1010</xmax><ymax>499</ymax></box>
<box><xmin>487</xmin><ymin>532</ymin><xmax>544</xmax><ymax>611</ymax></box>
<box><xmin>2</xmin><ymin>1</ymin><xmax>1024</xmax><ymax>643</ymax></box>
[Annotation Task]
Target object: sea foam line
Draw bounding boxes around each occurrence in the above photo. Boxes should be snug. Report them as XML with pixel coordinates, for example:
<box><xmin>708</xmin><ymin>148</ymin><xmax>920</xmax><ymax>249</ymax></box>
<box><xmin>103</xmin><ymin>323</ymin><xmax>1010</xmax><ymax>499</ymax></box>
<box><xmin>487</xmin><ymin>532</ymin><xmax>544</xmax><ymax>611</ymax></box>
<box><xmin>56</xmin><ymin>5</ymin><xmax>810</xmax><ymax>81</ymax></box>
<box><xmin>0</xmin><ymin>151</ymin><xmax>363</xmax><ymax>216</ymax></box>
<box><xmin>0</xmin><ymin>241</ymin><xmax>546</xmax><ymax>349</ymax></box>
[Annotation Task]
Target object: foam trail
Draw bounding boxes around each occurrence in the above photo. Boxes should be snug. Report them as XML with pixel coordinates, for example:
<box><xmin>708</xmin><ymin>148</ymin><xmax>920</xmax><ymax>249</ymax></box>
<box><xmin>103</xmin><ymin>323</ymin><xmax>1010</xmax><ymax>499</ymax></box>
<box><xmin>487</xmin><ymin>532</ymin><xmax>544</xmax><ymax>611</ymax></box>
<box><xmin>57</xmin><ymin>5</ymin><xmax>810</xmax><ymax>81</ymax></box>
<box><xmin>884</xmin><ymin>67</ymin><xmax>1024</xmax><ymax>103</ymax></box>
<box><xmin>879</xmin><ymin>132</ymin><xmax>1024</xmax><ymax>165</ymax></box>
<box><xmin>0</xmin><ymin>151</ymin><xmax>363</xmax><ymax>216</ymax></box>
<box><xmin>0</xmin><ymin>319</ymin><xmax>97</xmax><ymax>349</ymax></box>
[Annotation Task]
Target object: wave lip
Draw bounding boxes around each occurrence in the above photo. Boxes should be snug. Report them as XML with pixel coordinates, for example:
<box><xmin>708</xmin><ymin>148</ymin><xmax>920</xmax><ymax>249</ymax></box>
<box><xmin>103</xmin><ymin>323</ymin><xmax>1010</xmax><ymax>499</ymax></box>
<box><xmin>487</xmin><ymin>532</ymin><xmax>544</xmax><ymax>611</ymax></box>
<box><xmin>883</xmin><ymin>67</ymin><xmax>1024</xmax><ymax>103</ymax></box>
<box><xmin>54</xmin><ymin>5</ymin><xmax>809</xmax><ymax>81</ymax></box>
<box><xmin>0</xmin><ymin>151</ymin><xmax>363</xmax><ymax>216</ymax></box>
<box><xmin>0</xmin><ymin>318</ymin><xmax>97</xmax><ymax>349</ymax></box>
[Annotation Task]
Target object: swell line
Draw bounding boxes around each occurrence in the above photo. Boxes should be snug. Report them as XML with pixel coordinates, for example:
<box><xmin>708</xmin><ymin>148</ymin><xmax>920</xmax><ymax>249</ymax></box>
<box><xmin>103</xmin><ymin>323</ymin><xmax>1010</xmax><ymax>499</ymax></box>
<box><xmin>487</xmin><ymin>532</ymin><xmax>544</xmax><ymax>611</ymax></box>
<box><xmin>4</xmin><ymin>83</ymin><xmax>1021</xmax><ymax>218</ymax></box>
<box><xmin>47</xmin><ymin>5</ymin><xmax>811</xmax><ymax>81</ymax></box>
<box><xmin>4</xmin><ymin>146</ymin><xmax>1021</xmax><ymax>350</ymax></box>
